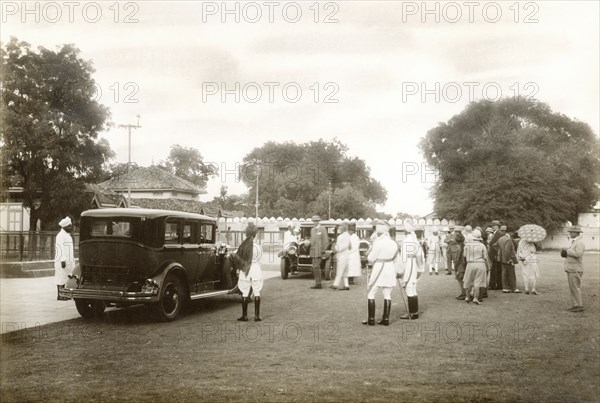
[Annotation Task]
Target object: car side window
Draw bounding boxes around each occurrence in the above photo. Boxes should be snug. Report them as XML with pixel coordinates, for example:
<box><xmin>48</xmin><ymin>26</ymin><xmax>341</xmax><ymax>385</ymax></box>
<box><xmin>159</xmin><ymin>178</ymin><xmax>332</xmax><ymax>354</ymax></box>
<box><xmin>164</xmin><ymin>220</ymin><xmax>180</xmax><ymax>245</ymax></box>
<box><xmin>200</xmin><ymin>224</ymin><xmax>214</xmax><ymax>244</ymax></box>
<box><xmin>182</xmin><ymin>221</ymin><xmax>199</xmax><ymax>244</ymax></box>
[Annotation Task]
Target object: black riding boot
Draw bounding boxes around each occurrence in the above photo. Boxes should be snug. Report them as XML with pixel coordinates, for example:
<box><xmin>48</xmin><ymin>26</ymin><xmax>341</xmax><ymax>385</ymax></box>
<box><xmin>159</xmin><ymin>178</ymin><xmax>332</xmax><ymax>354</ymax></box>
<box><xmin>401</xmin><ymin>296</ymin><xmax>419</xmax><ymax>319</ymax></box>
<box><xmin>254</xmin><ymin>296</ymin><xmax>262</xmax><ymax>322</ymax></box>
<box><xmin>237</xmin><ymin>297</ymin><xmax>249</xmax><ymax>321</ymax></box>
<box><xmin>378</xmin><ymin>299</ymin><xmax>391</xmax><ymax>326</ymax></box>
<box><xmin>362</xmin><ymin>299</ymin><xmax>375</xmax><ymax>326</ymax></box>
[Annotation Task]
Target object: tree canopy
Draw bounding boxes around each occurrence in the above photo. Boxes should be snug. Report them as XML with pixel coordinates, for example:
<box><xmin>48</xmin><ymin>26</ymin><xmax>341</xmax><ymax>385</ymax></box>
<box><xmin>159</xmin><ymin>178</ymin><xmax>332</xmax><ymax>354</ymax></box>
<box><xmin>159</xmin><ymin>144</ymin><xmax>217</xmax><ymax>187</ymax></box>
<box><xmin>419</xmin><ymin>98</ymin><xmax>599</xmax><ymax>229</ymax></box>
<box><xmin>1</xmin><ymin>37</ymin><xmax>113</xmax><ymax>230</ymax></box>
<box><xmin>241</xmin><ymin>139</ymin><xmax>387</xmax><ymax>218</ymax></box>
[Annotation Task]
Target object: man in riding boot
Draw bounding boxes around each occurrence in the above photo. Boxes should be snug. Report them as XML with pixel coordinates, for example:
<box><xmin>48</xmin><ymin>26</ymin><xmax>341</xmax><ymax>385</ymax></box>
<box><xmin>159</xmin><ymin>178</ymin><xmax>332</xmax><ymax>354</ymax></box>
<box><xmin>398</xmin><ymin>224</ymin><xmax>425</xmax><ymax>319</ymax></box>
<box><xmin>362</xmin><ymin>220</ymin><xmax>399</xmax><ymax>326</ymax></box>
<box><xmin>235</xmin><ymin>222</ymin><xmax>263</xmax><ymax>321</ymax></box>
<box><xmin>310</xmin><ymin>215</ymin><xmax>330</xmax><ymax>289</ymax></box>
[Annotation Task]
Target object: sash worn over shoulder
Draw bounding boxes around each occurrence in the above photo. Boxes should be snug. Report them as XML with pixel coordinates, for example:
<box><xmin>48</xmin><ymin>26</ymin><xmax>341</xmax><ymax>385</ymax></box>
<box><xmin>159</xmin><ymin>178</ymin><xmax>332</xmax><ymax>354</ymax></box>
<box><xmin>375</xmin><ymin>245</ymin><xmax>400</xmax><ymax>263</ymax></box>
<box><xmin>369</xmin><ymin>245</ymin><xmax>400</xmax><ymax>290</ymax></box>
<box><xmin>234</xmin><ymin>237</ymin><xmax>254</xmax><ymax>276</ymax></box>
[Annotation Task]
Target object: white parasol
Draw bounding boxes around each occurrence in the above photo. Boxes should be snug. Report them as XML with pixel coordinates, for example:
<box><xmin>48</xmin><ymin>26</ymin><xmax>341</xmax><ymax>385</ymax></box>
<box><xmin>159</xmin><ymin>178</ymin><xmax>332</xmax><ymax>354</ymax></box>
<box><xmin>517</xmin><ymin>224</ymin><xmax>547</xmax><ymax>242</ymax></box>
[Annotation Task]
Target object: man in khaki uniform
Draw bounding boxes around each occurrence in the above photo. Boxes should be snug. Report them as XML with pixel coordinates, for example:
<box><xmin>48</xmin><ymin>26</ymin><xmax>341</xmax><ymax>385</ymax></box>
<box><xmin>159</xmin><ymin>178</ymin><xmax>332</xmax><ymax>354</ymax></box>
<box><xmin>562</xmin><ymin>225</ymin><xmax>586</xmax><ymax>312</ymax></box>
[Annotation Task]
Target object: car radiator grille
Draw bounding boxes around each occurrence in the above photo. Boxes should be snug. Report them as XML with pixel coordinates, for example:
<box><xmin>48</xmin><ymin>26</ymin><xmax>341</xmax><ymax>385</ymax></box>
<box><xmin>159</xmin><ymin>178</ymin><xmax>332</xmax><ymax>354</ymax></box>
<box><xmin>82</xmin><ymin>265</ymin><xmax>130</xmax><ymax>287</ymax></box>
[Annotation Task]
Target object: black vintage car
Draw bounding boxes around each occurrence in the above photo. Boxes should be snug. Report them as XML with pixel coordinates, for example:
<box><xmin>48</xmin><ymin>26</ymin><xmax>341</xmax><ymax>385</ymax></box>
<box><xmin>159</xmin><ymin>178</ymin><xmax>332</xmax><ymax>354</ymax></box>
<box><xmin>59</xmin><ymin>208</ymin><xmax>238</xmax><ymax>321</ymax></box>
<box><xmin>280</xmin><ymin>220</ymin><xmax>338</xmax><ymax>280</ymax></box>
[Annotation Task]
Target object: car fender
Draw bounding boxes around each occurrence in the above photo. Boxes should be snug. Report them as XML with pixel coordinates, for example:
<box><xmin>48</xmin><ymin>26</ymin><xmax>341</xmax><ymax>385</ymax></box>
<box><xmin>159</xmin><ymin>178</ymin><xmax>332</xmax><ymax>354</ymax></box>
<box><xmin>149</xmin><ymin>261</ymin><xmax>190</xmax><ymax>297</ymax></box>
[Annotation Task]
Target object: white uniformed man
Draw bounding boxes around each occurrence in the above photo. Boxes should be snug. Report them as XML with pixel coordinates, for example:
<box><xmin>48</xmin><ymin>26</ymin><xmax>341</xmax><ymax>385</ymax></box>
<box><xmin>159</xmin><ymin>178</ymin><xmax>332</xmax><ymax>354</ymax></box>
<box><xmin>331</xmin><ymin>223</ymin><xmax>351</xmax><ymax>290</ymax></box>
<box><xmin>54</xmin><ymin>217</ymin><xmax>75</xmax><ymax>300</ymax></box>
<box><xmin>283</xmin><ymin>225</ymin><xmax>299</xmax><ymax>247</ymax></box>
<box><xmin>426</xmin><ymin>230</ymin><xmax>442</xmax><ymax>275</ymax></box>
<box><xmin>279</xmin><ymin>225</ymin><xmax>299</xmax><ymax>257</ymax></box>
<box><xmin>398</xmin><ymin>224</ymin><xmax>425</xmax><ymax>319</ymax></box>
<box><xmin>362</xmin><ymin>220</ymin><xmax>399</xmax><ymax>326</ymax></box>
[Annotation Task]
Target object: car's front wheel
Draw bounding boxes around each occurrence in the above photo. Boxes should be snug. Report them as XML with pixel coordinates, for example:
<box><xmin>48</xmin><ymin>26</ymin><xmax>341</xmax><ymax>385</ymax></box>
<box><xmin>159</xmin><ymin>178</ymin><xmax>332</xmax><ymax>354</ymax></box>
<box><xmin>280</xmin><ymin>258</ymin><xmax>289</xmax><ymax>279</ymax></box>
<box><xmin>152</xmin><ymin>273</ymin><xmax>185</xmax><ymax>322</ymax></box>
<box><xmin>74</xmin><ymin>299</ymin><xmax>106</xmax><ymax>319</ymax></box>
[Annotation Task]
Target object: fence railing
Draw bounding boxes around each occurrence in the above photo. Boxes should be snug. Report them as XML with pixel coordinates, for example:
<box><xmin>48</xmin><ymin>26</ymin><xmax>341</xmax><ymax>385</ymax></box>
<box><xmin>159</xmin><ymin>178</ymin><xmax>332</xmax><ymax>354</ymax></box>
<box><xmin>0</xmin><ymin>231</ymin><xmax>80</xmax><ymax>263</ymax></box>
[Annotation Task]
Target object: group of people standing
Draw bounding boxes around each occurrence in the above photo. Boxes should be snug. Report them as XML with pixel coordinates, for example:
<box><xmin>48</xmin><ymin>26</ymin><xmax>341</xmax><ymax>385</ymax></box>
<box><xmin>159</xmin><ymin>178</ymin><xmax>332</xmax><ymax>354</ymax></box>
<box><xmin>424</xmin><ymin>220</ymin><xmax>586</xmax><ymax>312</ymax></box>
<box><xmin>435</xmin><ymin>221</ymin><xmax>538</xmax><ymax>304</ymax></box>
<box><xmin>281</xmin><ymin>215</ymin><xmax>362</xmax><ymax>290</ymax></box>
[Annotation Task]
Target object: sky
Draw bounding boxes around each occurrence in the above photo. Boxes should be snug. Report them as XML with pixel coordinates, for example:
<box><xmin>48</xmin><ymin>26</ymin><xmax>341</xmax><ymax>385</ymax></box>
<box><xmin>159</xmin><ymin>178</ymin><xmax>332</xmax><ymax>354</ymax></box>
<box><xmin>2</xmin><ymin>0</ymin><xmax>599</xmax><ymax>216</ymax></box>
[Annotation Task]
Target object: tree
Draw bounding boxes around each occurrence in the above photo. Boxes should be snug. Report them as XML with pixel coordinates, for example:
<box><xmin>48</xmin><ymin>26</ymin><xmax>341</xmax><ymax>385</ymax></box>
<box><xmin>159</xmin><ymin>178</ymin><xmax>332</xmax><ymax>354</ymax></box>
<box><xmin>1</xmin><ymin>38</ymin><xmax>114</xmax><ymax>229</ymax></box>
<box><xmin>160</xmin><ymin>144</ymin><xmax>217</xmax><ymax>187</ymax></box>
<box><xmin>419</xmin><ymin>98</ymin><xmax>599</xmax><ymax>229</ymax></box>
<box><xmin>308</xmin><ymin>185</ymin><xmax>377</xmax><ymax>219</ymax></box>
<box><xmin>241</xmin><ymin>139</ymin><xmax>387</xmax><ymax>218</ymax></box>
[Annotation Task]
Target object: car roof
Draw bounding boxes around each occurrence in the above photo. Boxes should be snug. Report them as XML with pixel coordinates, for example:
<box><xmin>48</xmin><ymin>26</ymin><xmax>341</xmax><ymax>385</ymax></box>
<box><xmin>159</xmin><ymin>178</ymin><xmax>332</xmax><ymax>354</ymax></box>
<box><xmin>81</xmin><ymin>208</ymin><xmax>216</xmax><ymax>221</ymax></box>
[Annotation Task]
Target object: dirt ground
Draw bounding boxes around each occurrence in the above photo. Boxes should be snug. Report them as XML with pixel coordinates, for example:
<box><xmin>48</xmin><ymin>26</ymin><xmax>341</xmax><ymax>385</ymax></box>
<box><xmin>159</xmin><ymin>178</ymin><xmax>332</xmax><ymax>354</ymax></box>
<box><xmin>1</xmin><ymin>251</ymin><xmax>598</xmax><ymax>402</ymax></box>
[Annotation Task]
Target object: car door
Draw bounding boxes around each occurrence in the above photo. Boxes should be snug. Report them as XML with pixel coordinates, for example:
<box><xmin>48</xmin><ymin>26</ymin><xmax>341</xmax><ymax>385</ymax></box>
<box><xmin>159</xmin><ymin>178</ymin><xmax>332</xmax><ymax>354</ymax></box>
<box><xmin>180</xmin><ymin>220</ymin><xmax>201</xmax><ymax>284</ymax></box>
<box><xmin>196</xmin><ymin>221</ymin><xmax>217</xmax><ymax>283</ymax></box>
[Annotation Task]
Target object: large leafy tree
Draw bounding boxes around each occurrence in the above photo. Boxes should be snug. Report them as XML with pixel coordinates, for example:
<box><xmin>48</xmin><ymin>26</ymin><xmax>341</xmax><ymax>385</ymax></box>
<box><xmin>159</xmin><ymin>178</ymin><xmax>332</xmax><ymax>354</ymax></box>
<box><xmin>1</xmin><ymin>38</ymin><xmax>114</xmax><ymax>230</ymax></box>
<box><xmin>242</xmin><ymin>139</ymin><xmax>387</xmax><ymax>218</ymax></box>
<box><xmin>419</xmin><ymin>98</ymin><xmax>599</xmax><ymax>229</ymax></box>
<box><xmin>160</xmin><ymin>144</ymin><xmax>217</xmax><ymax>187</ymax></box>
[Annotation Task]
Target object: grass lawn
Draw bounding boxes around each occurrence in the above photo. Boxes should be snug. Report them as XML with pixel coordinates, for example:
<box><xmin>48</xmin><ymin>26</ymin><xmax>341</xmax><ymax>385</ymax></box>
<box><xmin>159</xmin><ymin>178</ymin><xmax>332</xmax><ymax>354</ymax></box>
<box><xmin>1</xmin><ymin>251</ymin><xmax>598</xmax><ymax>402</ymax></box>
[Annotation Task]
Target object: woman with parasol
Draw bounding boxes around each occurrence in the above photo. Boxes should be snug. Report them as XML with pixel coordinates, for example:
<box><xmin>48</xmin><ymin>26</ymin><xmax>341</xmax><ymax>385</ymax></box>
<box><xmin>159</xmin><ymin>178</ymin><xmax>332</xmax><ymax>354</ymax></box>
<box><xmin>517</xmin><ymin>224</ymin><xmax>546</xmax><ymax>295</ymax></box>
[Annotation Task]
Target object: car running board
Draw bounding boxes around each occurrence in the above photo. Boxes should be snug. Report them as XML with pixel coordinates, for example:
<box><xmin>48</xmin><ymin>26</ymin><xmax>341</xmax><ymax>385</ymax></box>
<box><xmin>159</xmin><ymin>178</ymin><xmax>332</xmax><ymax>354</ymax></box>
<box><xmin>189</xmin><ymin>289</ymin><xmax>238</xmax><ymax>300</ymax></box>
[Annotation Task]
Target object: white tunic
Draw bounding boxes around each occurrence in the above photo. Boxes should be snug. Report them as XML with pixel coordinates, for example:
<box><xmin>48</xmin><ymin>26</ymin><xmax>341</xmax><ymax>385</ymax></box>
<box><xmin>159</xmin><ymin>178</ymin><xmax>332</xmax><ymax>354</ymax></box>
<box><xmin>426</xmin><ymin>235</ymin><xmax>443</xmax><ymax>262</ymax></box>
<box><xmin>347</xmin><ymin>233</ymin><xmax>362</xmax><ymax>277</ymax></box>
<box><xmin>54</xmin><ymin>229</ymin><xmax>75</xmax><ymax>285</ymax></box>
<box><xmin>237</xmin><ymin>241</ymin><xmax>264</xmax><ymax>296</ymax></box>
<box><xmin>399</xmin><ymin>233</ymin><xmax>425</xmax><ymax>282</ymax></box>
<box><xmin>367</xmin><ymin>234</ymin><xmax>399</xmax><ymax>288</ymax></box>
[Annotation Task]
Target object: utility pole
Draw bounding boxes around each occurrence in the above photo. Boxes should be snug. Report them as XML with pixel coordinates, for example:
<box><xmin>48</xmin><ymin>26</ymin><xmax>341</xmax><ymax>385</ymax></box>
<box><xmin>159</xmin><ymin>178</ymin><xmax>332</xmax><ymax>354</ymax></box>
<box><xmin>328</xmin><ymin>182</ymin><xmax>332</xmax><ymax>219</ymax></box>
<box><xmin>255</xmin><ymin>162</ymin><xmax>260</xmax><ymax>219</ymax></box>
<box><xmin>118</xmin><ymin>115</ymin><xmax>141</xmax><ymax>207</ymax></box>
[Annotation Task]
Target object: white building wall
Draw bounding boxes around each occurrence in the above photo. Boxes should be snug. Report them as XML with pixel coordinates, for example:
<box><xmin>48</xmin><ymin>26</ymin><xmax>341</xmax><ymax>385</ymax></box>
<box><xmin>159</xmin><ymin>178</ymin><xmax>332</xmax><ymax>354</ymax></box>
<box><xmin>0</xmin><ymin>203</ymin><xmax>31</xmax><ymax>231</ymax></box>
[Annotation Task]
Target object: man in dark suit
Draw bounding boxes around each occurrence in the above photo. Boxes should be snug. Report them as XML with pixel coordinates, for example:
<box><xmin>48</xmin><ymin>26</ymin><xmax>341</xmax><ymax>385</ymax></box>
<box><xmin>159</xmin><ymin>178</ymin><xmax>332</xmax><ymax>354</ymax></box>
<box><xmin>496</xmin><ymin>226</ymin><xmax>521</xmax><ymax>293</ymax></box>
<box><xmin>310</xmin><ymin>215</ymin><xmax>330</xmax><ymax>289</ymax></box>
<box><xmin>487</xmin><ymin>220</ymin><xmax>504</xmax><ymax>290</ymax></box>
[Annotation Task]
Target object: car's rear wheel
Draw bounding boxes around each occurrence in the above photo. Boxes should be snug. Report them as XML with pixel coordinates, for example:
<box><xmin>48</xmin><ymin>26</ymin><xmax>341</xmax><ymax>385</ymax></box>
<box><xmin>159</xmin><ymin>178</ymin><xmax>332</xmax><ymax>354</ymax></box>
<box><xmin>152</xmin><ymin>273</ymin><xmax>185</xmax><ymax>322</ymax></box>
<box><xmin>280</xmin><ymin>258</ymin><xmax>289</xmax><ymax>279</ymax></box>
<box><xmin>74</xmin><ymin>299</ymin><xmax>106</xmax><ymax>319</ymax></box>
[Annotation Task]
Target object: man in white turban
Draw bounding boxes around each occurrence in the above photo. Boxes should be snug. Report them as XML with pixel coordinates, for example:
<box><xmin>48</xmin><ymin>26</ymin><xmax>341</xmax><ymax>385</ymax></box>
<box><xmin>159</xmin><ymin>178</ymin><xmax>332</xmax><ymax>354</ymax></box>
<box><xmin>54</xmin><ymin>217</ymin><xmax>75</xmax><ymax>300</ymax></box>
<box><xmin>362</xmin><ymin>220</ymin><xmax>399</xmax><ymax>326</ymax></box>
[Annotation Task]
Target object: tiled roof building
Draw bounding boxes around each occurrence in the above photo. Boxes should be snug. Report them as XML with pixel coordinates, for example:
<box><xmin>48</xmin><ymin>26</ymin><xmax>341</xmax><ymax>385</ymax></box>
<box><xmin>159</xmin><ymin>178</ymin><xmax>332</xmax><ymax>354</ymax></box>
<box><xmin>99</xmin><ymin>166</ymin><xmax>206</xmax><ymax>201</ymax></box>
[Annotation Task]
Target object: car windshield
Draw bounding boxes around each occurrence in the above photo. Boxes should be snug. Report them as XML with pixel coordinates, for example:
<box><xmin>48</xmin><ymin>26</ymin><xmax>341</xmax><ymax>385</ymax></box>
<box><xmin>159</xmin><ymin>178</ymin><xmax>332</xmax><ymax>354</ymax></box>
<box><xmin>300</xmin><ymin>227</ymin><xmax>312</xmax><ymax>240</ymax></box>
